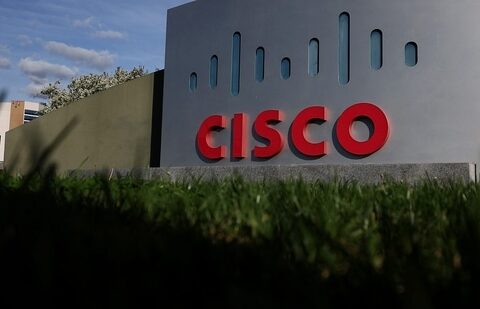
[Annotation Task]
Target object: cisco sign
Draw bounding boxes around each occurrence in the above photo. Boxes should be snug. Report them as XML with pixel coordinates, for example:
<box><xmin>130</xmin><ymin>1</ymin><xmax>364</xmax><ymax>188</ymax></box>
<box><xmin>160</xmin><ymin>0</ymin><xmax>480</xmax><ymax>167</ymax></box>
<box><xmin>196</xmin><ymin>103</ymin><xmax>389</xmax><ymax>160</ymax></box>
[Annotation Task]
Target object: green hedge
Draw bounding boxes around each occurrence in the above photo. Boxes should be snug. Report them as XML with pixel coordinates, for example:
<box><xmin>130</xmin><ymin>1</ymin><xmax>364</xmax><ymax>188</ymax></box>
<box><xmin>1</xmin><ymin>174</ymin><xmax>480</xmax><ymax>308</ymax></box>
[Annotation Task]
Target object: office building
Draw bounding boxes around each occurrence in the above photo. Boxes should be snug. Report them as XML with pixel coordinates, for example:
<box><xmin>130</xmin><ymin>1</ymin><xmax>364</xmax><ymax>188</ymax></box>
<box><xmin>0</xmin><ymin>100</ymin><xmax>45</xmax><ymax>162</ymax></box>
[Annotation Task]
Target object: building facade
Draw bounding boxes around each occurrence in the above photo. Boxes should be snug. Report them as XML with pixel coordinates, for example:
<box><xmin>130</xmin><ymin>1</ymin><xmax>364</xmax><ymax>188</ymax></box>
<box><xmin>0</xmin><ymin>101</ymin><xmax>45</xmax><ymax>162</ymax></box>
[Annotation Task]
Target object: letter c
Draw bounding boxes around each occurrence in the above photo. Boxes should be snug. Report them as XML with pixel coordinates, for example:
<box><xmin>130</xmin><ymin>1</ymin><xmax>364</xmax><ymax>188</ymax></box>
<box><xmin>290</xmin><ymin>106</ymin><xmax>328</xmax><ymax>157</ymax></box>
<box><xmin>196</xmin><ymin>115</ymin><xmax>227</xmax><ymax>160</ymax></box>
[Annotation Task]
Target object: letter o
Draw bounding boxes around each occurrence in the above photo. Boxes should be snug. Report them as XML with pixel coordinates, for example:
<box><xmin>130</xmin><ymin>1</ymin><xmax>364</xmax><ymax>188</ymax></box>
<box><xmin>336</xmin><ymin>103</ymin><xmax>389</xmax><ymax>156</ymax></box>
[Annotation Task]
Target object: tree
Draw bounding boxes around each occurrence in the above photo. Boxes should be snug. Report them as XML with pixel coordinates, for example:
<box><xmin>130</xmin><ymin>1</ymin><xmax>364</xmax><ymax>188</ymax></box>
<box><xmin>40</xmin><ymin>66</ymin><xmax>147</xmax><ymax>114</ymax></box>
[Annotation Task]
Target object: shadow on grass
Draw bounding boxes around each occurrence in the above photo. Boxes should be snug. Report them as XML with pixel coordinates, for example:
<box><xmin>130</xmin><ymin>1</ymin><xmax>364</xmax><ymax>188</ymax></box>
<box><xmin>0</xmin><ymin>191</ymin><xmax>387</xmax><ymax>308</ymax></box>
<box><xmin>1</xmin><ymin>178</ymin><xmax>480</xmax><ymax>308</ymax></box>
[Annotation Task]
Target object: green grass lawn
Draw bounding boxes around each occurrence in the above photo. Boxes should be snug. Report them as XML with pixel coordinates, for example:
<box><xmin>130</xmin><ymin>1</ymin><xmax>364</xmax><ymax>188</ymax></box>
<box><xmin>1</xmin><ymin>174</ymin><xmax>480</xmax><ymax>308</ymax></box>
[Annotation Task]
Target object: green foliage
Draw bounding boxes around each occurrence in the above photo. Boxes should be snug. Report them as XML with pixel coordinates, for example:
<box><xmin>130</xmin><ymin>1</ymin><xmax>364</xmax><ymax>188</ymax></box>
<box><xmin>40</xmin><ymin>66</ymin><xmax>147</xmax><ymax>114</ymax></box>
<box><xmin>1</xmin><ymin>175</ymin><xmax>480</xmax><ymax>307</ymax></box>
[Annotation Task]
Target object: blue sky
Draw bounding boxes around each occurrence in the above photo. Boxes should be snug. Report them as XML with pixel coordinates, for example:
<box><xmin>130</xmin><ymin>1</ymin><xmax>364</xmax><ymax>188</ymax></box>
<box><xmin>0</xmin><ymin>0</ymin><xmax>192</xmax><ymax>101</ymax></box>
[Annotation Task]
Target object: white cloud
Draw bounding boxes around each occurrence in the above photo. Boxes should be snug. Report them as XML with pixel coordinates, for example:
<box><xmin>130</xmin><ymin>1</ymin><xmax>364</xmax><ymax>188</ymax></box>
<box><xmin>19</xmin><ymin>57</ymin><xmax>76</xmax><ymax>97</ymax></box>
<box><xmin>19</xmin><ymin>57</ymin><xmax>76</xmax><ymax>80</ymax></box>
<box><xmin>45</xmin><ymin>41</ymin><xmax>114</xmax><ymax>70</ymax></box>
<box><xmin>93</xmin><ymin>30</ymin><xmax>126</xmax><ymax>40</ymax></box>
<box><xmin>18</xmin><ymin>34</ymin><xmax>33</xmax><ymax>46</ymax></box>
<box><xmin>26</xmin><ymin>82</ymin><xmax>48</xmax><ymax>98</ymax></box>
<box><xmin>0</xmin><ymin>57</ymin><xmax>10</xmax><ymax>69</ymax></box>
<box><xmin>18</xmin><ymin>57</ymin><xmax>76</xmax><ymax>98</ymax></box>
<box><xmin>28</xmin><ymin>75</ymin><xmax>49</xmax><ymax>85</ymax></box>
<box><xmin>73</xmin><ymin>16</ymin><xmax>94</xmax><ymax>28</ymax></box>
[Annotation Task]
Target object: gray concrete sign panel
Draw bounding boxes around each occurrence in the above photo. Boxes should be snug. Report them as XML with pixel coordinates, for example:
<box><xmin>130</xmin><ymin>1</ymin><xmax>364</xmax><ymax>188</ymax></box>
<box><xmin>161</xmin><ymin>0</ymin><xmax>480</xmax><ymax>167</ymax></box>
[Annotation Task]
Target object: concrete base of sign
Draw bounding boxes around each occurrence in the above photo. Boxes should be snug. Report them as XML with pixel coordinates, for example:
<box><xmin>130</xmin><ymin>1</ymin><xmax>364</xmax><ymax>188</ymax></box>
<box><xmin>69</xmin><ymin>163</ymin><xmax>477</xmax><ymax>184</ymax></box>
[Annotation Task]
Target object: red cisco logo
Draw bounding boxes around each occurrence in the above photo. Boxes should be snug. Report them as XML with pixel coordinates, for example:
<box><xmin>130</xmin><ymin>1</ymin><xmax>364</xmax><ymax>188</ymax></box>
<box><xmin>196</xmin><ymin>102</ymin><xmax>390</xmax><ymax>160</ymax></box>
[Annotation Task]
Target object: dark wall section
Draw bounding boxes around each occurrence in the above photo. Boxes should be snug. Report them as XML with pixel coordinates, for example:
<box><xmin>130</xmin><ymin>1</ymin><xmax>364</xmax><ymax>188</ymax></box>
<box><xmin>150</xmin><ymin>70</ymin><xmax>164</xmax><ymax>167</ymax></box>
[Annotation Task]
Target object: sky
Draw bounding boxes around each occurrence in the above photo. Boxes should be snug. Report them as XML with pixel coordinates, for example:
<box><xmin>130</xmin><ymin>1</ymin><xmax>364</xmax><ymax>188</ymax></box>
<box><xmin>0</xmin><ymin>0</ymin><xmax>193</xmax><ymax>101</ymax></box>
